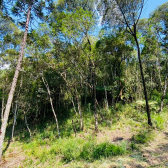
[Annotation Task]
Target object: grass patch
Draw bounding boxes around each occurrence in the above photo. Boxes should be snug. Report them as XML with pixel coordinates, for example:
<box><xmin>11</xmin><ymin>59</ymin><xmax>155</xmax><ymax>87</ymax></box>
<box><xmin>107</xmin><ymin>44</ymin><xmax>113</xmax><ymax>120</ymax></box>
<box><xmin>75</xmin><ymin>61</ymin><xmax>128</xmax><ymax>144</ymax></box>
<box><xmin>152</xmin><ymin>109</ymin><xmax>168</xmax><ymax>130</ymax></box>
<box><xmin>3</xmin><ymin>101</ymin><xmax>168</xmax><ymax>167</ymax></box>
<box><xmin>132</xmin><ymin>129</ymin><xmax>155</xmax><ymax>144</ymax></box>
<box><xmin>80</xmin><ymin>141</ymin><xmax>127</xmax><ymax>161</ymax></box>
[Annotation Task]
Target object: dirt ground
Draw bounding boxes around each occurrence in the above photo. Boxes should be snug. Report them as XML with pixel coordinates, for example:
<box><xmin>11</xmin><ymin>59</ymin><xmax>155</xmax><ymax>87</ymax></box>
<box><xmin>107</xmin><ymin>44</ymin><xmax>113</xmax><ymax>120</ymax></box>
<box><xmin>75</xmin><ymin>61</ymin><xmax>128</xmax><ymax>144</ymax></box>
<box><xmin>99</xmin><ymin>127</ymin><xmax>168</xmax><ymax>168</ymax></box>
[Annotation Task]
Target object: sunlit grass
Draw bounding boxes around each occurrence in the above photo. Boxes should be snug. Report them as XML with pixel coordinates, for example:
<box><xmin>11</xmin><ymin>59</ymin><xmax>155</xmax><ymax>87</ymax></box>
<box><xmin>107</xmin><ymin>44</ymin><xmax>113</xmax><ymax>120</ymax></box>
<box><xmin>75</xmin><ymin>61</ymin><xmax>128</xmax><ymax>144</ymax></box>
<box><xmin>3</xmin><ymin>100</ymin><xmax>168</xmax><ymax>167</ymax></box>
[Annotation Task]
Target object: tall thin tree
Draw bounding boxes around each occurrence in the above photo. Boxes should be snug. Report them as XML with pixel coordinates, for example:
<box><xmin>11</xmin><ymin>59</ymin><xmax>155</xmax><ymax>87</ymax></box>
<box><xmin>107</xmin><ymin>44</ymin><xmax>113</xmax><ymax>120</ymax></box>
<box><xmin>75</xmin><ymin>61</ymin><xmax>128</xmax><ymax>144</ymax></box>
<box><xmin>0</xmin><ymin>4</ymin><xmax>32</xmax><ymax>158</ymax></box>
<box><xmin>98</xmin><ymin>0</ymin><xmax>152</xmax><ymax>125</ymax></box>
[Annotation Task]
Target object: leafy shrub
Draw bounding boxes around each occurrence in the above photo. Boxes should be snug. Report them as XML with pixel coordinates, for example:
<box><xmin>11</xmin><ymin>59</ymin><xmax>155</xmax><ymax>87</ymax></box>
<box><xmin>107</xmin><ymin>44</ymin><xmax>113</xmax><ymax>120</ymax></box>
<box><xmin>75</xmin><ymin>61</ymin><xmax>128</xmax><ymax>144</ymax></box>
<box><xmin>93</xmin><ymin>142</ymin><xmax>107</xmax><ymax>159</ymax></box>
<box><xmin>151</xmin><ymin>89</ymin><xmax>161</xmax><ymax>102</ymax></box>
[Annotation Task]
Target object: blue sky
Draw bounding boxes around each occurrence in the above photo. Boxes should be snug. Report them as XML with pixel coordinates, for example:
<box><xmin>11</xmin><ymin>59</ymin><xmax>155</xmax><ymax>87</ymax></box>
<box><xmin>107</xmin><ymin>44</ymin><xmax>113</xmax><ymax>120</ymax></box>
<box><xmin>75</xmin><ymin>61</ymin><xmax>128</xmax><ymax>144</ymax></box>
<box><xmin>141</xmin><ymin>0</ymin><xmax>168</xmax><ymax>18</ymax></box>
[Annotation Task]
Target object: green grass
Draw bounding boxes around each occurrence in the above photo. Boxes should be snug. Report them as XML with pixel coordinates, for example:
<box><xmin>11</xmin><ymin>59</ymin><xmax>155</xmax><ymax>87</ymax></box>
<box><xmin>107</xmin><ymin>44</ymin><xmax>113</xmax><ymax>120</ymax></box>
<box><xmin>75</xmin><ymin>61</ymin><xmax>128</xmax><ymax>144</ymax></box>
<box><xmin>3</xmin><ymin>100</ymin><xmax>168</xmax><ymax>167</ymax></box>
<box><xmin>80</xmin><ymin>141</ymin><xmax>127</xmax><ymax>161</ymax></box>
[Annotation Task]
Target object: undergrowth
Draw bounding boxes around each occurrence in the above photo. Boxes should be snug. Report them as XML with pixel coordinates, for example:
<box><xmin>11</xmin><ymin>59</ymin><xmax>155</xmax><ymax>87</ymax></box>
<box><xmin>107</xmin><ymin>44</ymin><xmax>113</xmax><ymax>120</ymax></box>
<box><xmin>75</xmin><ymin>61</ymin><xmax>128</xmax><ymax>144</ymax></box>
<box><xmin>3</xmin><ymin>100</ymin><xmax>168</xmax><ymax>167</ymax></box>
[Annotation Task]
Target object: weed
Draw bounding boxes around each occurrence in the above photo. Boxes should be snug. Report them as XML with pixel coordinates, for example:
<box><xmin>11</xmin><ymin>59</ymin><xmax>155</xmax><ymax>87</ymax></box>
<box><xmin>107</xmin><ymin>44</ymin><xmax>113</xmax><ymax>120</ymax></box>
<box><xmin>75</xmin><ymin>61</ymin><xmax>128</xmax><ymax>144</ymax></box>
<box><xmin>133</xmin><ymin>130</ymin><xmax>154</xmax><ymax>144</ymax></box>
<box><xmin>80</xmin><ymin>141</ymin><xmax>95</xmax><ymax>161</ymax></box>
<box><xmin>152</xmin><ymin>110</ymin><xmax>168</xmax><ymax>130</ymax></box>
<box><xmin>80</xmin><ymin>141</ymin><xmax>127</xmax><ymax>161</ymax></box>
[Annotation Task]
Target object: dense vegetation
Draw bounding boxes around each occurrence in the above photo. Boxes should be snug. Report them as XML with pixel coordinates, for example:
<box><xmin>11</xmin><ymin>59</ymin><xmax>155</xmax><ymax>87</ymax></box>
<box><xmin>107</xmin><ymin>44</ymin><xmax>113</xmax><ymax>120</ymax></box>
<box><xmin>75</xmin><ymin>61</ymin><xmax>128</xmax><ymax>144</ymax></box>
<box><xmin>0</xmin><ymin>0</ymin><xmax>168</xmax><ymax>167</ymax></box>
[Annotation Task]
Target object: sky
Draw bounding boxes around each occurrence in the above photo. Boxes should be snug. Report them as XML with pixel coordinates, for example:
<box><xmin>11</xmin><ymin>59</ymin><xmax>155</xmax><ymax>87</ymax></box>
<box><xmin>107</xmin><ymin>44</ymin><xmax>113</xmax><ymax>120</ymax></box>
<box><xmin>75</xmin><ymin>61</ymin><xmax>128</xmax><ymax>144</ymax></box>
<box><xmin>141</xmin><ymin>0</ymin><xmax>168</xmax><ymax>18</ymax></box>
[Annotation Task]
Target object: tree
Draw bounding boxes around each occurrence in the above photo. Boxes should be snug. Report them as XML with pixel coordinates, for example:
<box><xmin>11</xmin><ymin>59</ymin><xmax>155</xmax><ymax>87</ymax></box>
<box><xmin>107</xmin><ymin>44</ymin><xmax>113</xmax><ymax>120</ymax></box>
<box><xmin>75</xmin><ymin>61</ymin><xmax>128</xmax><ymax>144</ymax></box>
<box><xmin>150</xmin><ymin>2</ymin><xmax>168</xmax><ymax>111</ymax></box>
<box><xmin>150</xmin><ymin>2</ymin><xmax>168</xmax><ymax>51</ymax></box>
<box><xmin>0</xmin><ymin>3</ymin><xmax>32</xmax><ymax>158</ymax></box>
<box><xmin>98</xmin><ymin>0</ymin><xmax>152</xmax><ymax>126</ymax></box>
<box><xmin>50</xmin><ymin>1</ymin><xmax>98</xmax><ymax>131</ymax></box>
<box><xmin>0</xmin><ymin>0</ymin><xmax>52</xmax><ymax>158</ymax></box>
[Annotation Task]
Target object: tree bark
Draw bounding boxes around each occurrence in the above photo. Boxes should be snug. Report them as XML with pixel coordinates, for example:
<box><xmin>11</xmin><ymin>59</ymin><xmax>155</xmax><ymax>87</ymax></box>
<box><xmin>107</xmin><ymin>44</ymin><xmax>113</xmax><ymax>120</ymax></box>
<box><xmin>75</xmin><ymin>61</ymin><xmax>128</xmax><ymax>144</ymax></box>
<box><xmin>71</xmin><ymin>97</ymin><xmax>78</xmax><ymax>116</ymax></box>
<box><xmin>160</xmin><ymin>76</ymin><xmax>167</xmax><ymax>112</ymax></box>
<box><xmin>11</xmin><ymin>75</ymin><xmax>23</xmax><ymax>141</ymax></box>
<box><xmin>104</xmin><ymin>85</ymin><xmax>109</xmax><ymax>111</ymax></box>
<box><xmin>87</xmin><ymin>34</ymin><xmax>98</xmax><ymax>132</ymax></box>
<box><xmin>72</xmin><ymin>120</ymin><xmax>77</xmax><ymax>137</ymax></box>
<box><xmin>96</xmin><ymin>98</ymin><xmax>104</xmax><ymax>121</ymax></box>
<box><xmin>24</xmin><ymin>110</ymin><xmax>31</xmax><ymax>138</ymax></box>
<box><xmin>11</xmin><ymin>101</ymin><xmax>18</xmax><ymax>141</ymax></box>
<box><xmin>160</xmin><ymin>75</ymin><xmax>167</xmax><ymax>112</ymax></box>
<box><xmin>93</xmin><ymin>71</ymin><xmax>98</xmax><ymax>132</ymax></box>
<box><xmin>76</xmin><ymin>94</ymin><xmax>84</xmax><ymax>130</ymax></box>
<box><xmin>134</xmin><ymin>33</ymin><xmax>152</xmax><ymax>126</ymax></box>
<box><xmin>158</xmin><ymin>61</ymin><xmax>168</xmax><ymax>112</ymax></box>
<box><xmin>0</xmin><ymin>5</ymin><xmax>31</xmax><ymax>159</ymax></box>
<box><xmin>158</xmin><ymin>60</ymin><xmax>163</xmax><ymax>90</ymax></box>
<box><xmin>1</xmin><ymin>87</ymin><xmax>4</xmax><ymax>123</ymax></box>
<box><xmin>42</xmin><ymin>76</ymin><xmax>60</xmax><ymax>138</ymax></box>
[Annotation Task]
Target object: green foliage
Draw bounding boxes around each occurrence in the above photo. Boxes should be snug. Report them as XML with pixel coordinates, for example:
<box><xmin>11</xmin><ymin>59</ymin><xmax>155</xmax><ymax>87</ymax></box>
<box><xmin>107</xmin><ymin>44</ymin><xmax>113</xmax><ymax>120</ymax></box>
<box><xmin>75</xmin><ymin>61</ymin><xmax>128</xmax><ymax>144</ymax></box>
<box><xmin>135</xmin><ymin>100</ymin><xmax>159</xmax><ymax>111</ymax></box>
<box><xmin>133</xmin><ymin>130</ymin><xmax>154</xmax><ymax>144</ymax></box>
<box><xmin>151</xmin><ymin>89</ymin><xmax>162</xmax><ymax>102</ymax></box>
<box><xmin>93</xmin><ymin>142</ymin><xmax>126</xmax><ymax>159</ymax></box>
<box><xmin>80</xmin><ymin>141</ymin><xmax>95</xmax><ymax>161</ymax></box>
<box><xmin>80</xmin><ymin>141</ymin><xmax>127</xmax><ymax>161</ymax></box>
<box><xmin>1</xmin><ymin>0</ymin><xmax>168</xmax><ymax>167</ymax></box>
<box><xmin>152</xmin><ymin>110</ymin><xmax>168</xmax><ymax>130</ymax></box>
<box><xmin>60</xmin><ymin>138</ymin><xmax>83</xmax><ymax>162</ymax></box>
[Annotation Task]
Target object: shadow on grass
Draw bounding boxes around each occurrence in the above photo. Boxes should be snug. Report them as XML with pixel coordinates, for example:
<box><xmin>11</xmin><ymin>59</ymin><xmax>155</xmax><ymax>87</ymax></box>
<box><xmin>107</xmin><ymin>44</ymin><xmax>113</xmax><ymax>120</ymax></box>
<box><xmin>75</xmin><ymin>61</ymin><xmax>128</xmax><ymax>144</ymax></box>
<box><xmin>3</xmin><ymin>136</ymin><xmax>11</xmax><ymax>155</ymax></box>
<box><xmin>3</xmin><ymin>124</ymin><xmax>13</xmax><ymax>155</ymax></box>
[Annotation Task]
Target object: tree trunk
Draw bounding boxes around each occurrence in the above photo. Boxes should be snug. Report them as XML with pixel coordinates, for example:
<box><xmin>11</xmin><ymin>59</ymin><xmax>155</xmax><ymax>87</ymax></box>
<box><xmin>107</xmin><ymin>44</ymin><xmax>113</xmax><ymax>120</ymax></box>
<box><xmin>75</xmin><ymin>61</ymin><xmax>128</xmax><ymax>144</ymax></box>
<box><xmin>86</xmin><ymin>35</ymin><xmax>98</xmax><ymax>131</ymax></box>
<box><xmin>76</xmin><ymin>95</ymin><xmax>84</xmax><ymax>130</ymax></box>
<box><xmin>93</xmin><ymin>71</ymin><xmax>98</xmax><ymax>132</ymax></box>
<box><xmin>134</xmin><ymin>34</ymin><xmax>152</xmax><ymax>126</ymax></box>
<box><xmin>24</xmin><ymin>110</ymin><xmax>31</xmax><ymax>138</ymax></box>
<box><xmin>1</xmin><ymin>87</ymin><xmax>4</xmax><ymax>123</ymax></box>
<box><xmin>72</xmin><ymin>119</ymin><xmax>76</xmax><ymax>137</ymax></box>
<box><xmin>11</xmin><ymin>76</ymin><xmax>23</xmax><ymax>141</ymax></box>
<box><xmin>42</xmin><ymin>76</ymin><xmax>60</xmax><ymax>138</ymax></box>
<box><xmin>71</xmin><ymin>97</ymin><xmax>78</xmax><ymax>116</ymax></box>
<box><xmin>104</xmin><ymin>85</ymin><xmax>109</xmax><ymax>111</ymax></box>
<box><xmin>11</xmin><ymin>101</ymin><xmax>18</xmax><ymax>141</ymax></box>
<box><xmin>158</xmin><ymin>60</ymin><xmax>163</xmax><ymax>90</ymax></box>
<box><xmin>0</xmin><ymin>5</ymin><xmax>31</xmax><ymax>159</ymax></box>
<box><xmin>96</xmin><ymin>98</ymin><xmax>104</xmax><ymax>121</ymax></box>
<box><xmin>160</xmin><ymin>75</ymin><xmax>167</xmax><ymax>112</ymax></box>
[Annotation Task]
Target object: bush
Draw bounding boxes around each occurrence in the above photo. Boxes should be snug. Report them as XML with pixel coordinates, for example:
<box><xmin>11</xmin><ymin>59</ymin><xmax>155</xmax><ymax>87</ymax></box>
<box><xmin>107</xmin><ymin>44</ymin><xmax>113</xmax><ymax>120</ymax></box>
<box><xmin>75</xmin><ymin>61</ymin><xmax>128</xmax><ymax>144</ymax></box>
<box><xmin>152</xmin><ymin>111</ymin><xmax>168</xmax><ymax>130</ymax></box>
<box><xmin>80</xmin><ymin>142</ymin><xmax>127</xmax><ymax>161</ymax></box>
<box><xmin>133</xmin><ymin>130</ymin><xmax>154</xmax><ymax>144</ymax></box>
<box><xmin>59</xmin><ymin>138</ymin><xmax>84</xmax><ymax>162</ymax></box>
<box><xmin>80</xmin><ymin>141</ymin><xmax>95</xmax><ymax>161</ymax></box>
<box><xmin>93</xmin><ymin>142</ymin><xmax>126</xmax><ymax>159</ymax></box>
